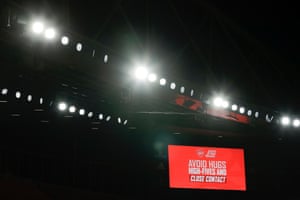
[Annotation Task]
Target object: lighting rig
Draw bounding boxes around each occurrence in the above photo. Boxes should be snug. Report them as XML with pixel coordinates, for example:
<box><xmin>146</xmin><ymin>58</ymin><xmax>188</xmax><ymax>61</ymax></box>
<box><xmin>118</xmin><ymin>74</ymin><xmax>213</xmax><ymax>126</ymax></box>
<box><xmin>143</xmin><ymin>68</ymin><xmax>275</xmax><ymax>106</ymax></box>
<box><xmin>1</xmin><ymin>9</ymin><xmax>299</xmax><ymax>135</ymax></box>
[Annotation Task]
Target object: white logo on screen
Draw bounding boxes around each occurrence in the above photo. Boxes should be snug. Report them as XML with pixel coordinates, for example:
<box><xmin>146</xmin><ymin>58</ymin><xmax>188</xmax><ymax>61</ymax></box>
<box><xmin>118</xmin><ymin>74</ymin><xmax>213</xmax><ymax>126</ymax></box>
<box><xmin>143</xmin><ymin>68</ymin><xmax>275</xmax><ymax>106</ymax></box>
<box><xmin>205</xmin><ymin>150</ymin><xmax>217</xmax><ymax>158</ymax></box>
<box><xmin>196</xmin><ymin>150</ymin><xmax>205</xmax><ymax>157</ymax></box>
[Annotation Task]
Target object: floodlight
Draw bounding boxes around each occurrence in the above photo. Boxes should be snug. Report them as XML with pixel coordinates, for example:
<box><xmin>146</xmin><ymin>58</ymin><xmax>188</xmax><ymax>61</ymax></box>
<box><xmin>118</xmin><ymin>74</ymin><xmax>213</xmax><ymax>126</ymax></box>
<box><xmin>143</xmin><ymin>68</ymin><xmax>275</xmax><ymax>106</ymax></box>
<box><xmin>106</xmin><ymin>115</ymin><xmax>111</xmax><ymax>121</ymax></box>
<box><xmin>61</xmin><ymin>36</ymin><xmax>69</xmax><ymax>45</ymax></box>
<box><xmin>76</xmin><ymin>42</ymin><xmax>83</xmax><ymax>52</ymax></box>
<box><xmin>148</xmin><ymin>73</ymin><xmax>157</xmax><ymax>82</ymax></box>
<box><xmin>239</xmin><ymin>107</ymin><xmax>245</xmax><ymax>114</ymax></box>
<box><xmin>293</xmin><ymin>119</ymin><xmax>300</xmax><ymax>127</ymax></box>
<box><xmin>27</xmin><ymin>95</ymin><xmax>32</xmax><ymax>102</ymax></box>
<box><xmin>213</xmin><ymin>97</ymin><xmax>222</xmax><ymax>107</ymax></box>
<box><xmin>247</xmin><ymin>110</ymin><xmax>252</xmax><ymax>116</ymax></box>
<box><xmin>15</xmin><ymin>91</ymin><xmax>21</xmax><ymax>99</ymax></box>
<box><xmin>180</xmin><ymin>86</ymin><xmax>185</xmax><ymax>94</ymax></box>
<box><xmin>58</xmin><ymin>102</ymin><xmax>67</xmax><ymax>111</ymax></box>
<box><xmin>44</xmin><ymin>27</ymin><xmax>56</xmax><ymax>39</ymax></box>
<box><xmin>79</xmin><ymin>109</ymin><xmax>85</xmax><ymax>115</ymax></box>
<box><xmin>231</xmin><ymin>104</ymin><xmax>238</xmax><ymax>111</ymax></box>
<box><xmin>159</xmin><ymin>78</ymin><xmax>166</xmax><ymax>86</ymax></box>
<box><xmin>281</xmin><ymin>116</ymin><xmax>290</xmax><ymax>126</ymax></box>
<box><xmin>190</xmin><ymin>89</ymin><xmax>194</xmax><ymax>97</ymax></box>
<box><xmin>88</xmin><ymin>112</ymin><xmax>93</xmax><ymax>118</ymax></box>
<box><xmin>104</xmin><ymin>54</ymin><xmax>108</xmax><ymax>63</ymax></box>
<box><xmin>221</xmin><ymin>100</ymin><xmax>229</xmax><ymax>109</ymax></box>
<box><xmin>31</xmin><ymin>21</ymin><xmax>44</xmax><ymax>34</ymax></box>
<box><xmin>69</xmin><ymin>105</ymin><xmax>76</xmax><ymax>113</ymax></box>
<box><xmin>117</xmin><ymin>117</ymin><xmax>121</xmax><ymax>124</ymax></box>
<box><xmin>170</xmin><ymin>82</ymin><xmax>176</xmax><ymax>90</ymax></box>
<box><xmin>134</xmin><ymin>67</ymin><xmax>148</xmax><ymax>80</ymax></box>
<box><xmin>1</xmin><ymin>88</ymin><xmax>8</xmax><ymax>95</ymax></box>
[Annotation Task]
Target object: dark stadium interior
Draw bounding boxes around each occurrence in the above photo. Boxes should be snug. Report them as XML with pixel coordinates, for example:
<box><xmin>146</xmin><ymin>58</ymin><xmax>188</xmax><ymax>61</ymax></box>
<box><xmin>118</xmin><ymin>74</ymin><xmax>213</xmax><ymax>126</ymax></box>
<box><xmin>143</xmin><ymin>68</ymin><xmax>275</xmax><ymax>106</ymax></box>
<box><xmin>1</xmin><ymin>0</ymin><xmax>300</xmax><ymax>199</ymax></box>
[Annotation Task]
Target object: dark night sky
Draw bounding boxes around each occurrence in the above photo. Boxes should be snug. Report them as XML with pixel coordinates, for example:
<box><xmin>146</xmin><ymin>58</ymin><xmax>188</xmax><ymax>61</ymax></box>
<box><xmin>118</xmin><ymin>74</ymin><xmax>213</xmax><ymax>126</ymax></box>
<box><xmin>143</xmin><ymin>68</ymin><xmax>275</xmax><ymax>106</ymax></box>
<box><xmin>18</xmin><ymin>0</ymin><xmax>299</xmax><ymax>113</ymax></box>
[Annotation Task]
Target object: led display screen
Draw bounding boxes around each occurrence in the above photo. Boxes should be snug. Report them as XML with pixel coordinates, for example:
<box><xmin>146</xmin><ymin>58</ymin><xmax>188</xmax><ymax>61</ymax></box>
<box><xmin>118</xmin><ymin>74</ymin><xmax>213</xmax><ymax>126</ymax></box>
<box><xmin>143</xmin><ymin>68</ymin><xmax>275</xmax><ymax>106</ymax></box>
<box><xmin>168</xmin><ymin>145</ymin><xmax>246</xmax><ymax>191</ymax></box>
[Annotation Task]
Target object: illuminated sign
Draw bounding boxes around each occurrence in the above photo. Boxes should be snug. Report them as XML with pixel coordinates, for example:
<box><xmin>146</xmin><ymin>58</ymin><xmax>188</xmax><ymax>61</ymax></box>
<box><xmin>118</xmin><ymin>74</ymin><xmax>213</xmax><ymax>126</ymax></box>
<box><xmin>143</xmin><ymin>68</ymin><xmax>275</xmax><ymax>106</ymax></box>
<box><xmin>168</xmin><ymin>145</ymin><xmax>246</xmax><ymax>191</ymax></box>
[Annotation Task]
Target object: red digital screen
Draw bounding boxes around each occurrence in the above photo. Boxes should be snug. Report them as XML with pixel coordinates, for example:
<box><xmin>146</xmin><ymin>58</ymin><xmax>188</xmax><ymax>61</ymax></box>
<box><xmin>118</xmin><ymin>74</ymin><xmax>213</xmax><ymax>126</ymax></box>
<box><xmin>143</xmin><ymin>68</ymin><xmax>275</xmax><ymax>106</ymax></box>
<box><xmin>206</xmin><ymin>108</ymin><xmax>250</xmax><ymax>124</ymax></box>
<box><xmin>168</xmin><ymin>145</ymin><xmax>246</xmax><ymax>191</ymax></box>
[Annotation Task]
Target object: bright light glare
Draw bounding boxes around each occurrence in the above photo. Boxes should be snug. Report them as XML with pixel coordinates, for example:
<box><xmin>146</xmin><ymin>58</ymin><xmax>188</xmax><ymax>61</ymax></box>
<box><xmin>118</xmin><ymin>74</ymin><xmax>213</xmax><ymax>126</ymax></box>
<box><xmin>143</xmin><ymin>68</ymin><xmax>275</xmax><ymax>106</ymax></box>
<box><xmin>239</xmin><ymin>107</ymin><xmax>245</xmax><ymax>114</ymax></box>
<box><xmin>247</xmin><ymin>110</ymin><xmax>252</xmax><ymax>116</ymax></box>
<box><xmin>293</xmin><ymin>119</ymin><xmax>300</xmax><ymax>127</ymax></box>
<box><xmin>1</xmin><ymin>88</ymin><xmax>8</xmax><ymax>95</ymax></box>
<box><xmin>58</xmin><ymin>102</ymin><xmax>67</xmax><ymax>111</ymax></box>
<box><xmin>134</xmin><ymin>67</ymin><xmax>148</xmax><ymax>80</ymax></box>
<box><xmin>69</xmin><ymin>105</ymin><xmax>76</xmax><ymax>113</ymax></box>
<box><xmin>44</xmin><ymin>27</ymin><xmax>56</xmax><ymax>39</ymax></box>
<box><xmin>27</xmin><ymin>95</ymin><xmax>32</xmax><ymax>102</ymax></box>
<box><xmin>39</xmin><ymin>97</ymin><xmax>44</xmax><ymax>104</ymax></box>
<box><xmin>213</xmin><ymin>97</ymin><xmax>223</xmax><ymax>107</ymax></box>
<box><xmin>180</xmin><ymin>86</ymin><xmax>185</xmax><ymax>94</ymax></box>
<box><xmin>31</xmin><ymin>21</ymin><xmax>44</xmax><ymax>34</ymax></box>
<box><xmin>99</xmin><ymin>113</ymin><xmax>104</xmax><ymax>120</ymax></box>
<box><xmin>88</xmin><ymin>112</ymin><xmax>93</xmax><ymax>118</ymax></box>
<box><xmin>117</xmin><ymin>117</ymin><xmax>121</xmax><ymax>124</ymax></box>
<box><xmin>15</xmin><ymin>91</ymin><xmax>21</xmax><ymax>99</ymax></box>
<box><xmin>61</xmin><ymin>36</ymin><xmax>69</xmax><ymax>45</ymax></box>
<box><xmin>123</xmin><ymin>119</ymin><xmax>128</xmax><ymax>125</ymax></box>
<box><xmin>190</xmin><ymin>89</ymin><xmax>194</xmax><ymax>97</ymax></box>
<box><xmin>213</xmin><ymin>97</ymin><xmax>229</xmax><ymax>109</ymax></box>
<box><xmin>222</xmin><ymin>100</ymin><xmax>229</xmax><ymax>108</ymax></box>
<box><xmin>104</xmin><ymin>54</ymin><xmax>108</xmax><ymax>63</ymax></box>
<box><xmin>231</xmin><ymin>104</ymin><xmax>238</xmax><ymax>111</ymax></box>
<box><xmin>170</xmin><ymin>82</ymin><xmax>176</xmax><ymax>90</ymax></box>
<box><xmin>160</xmin><ymin>78</ymin><xmax>166</xmax><ymax>86</ymax></box>
<box><xmin>281</xmin><ymin>116</ymin><xmax>290</xmax><ymax>126</ymax></box>
<box><xmin>148</xmin><ymin>73</ymin><xmax>157</xmax><ymax>82</ymax></box>
<box><xmin>106</xmin><ymin>115</ymin><xmax>111</xmax><ymax>121</ymax></box>
<box><xmin>79</xmin><ymin>109</ymin><xmax>85</xmax><ymax>115</ymax></box>
<box><xmin>76</xmin><ymin>43</ymin><xmax>83</xmax><ymax>52</ymax></box>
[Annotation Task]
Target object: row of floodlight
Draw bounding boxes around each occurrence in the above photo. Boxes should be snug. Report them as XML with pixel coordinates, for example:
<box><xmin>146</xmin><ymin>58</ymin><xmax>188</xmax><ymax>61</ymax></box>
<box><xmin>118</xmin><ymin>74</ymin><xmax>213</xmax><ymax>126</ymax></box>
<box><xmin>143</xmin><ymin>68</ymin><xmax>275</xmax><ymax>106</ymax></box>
<box><xmin>21</xmin><ymin>19</ymin><xmax>300</xmax><ymax>130</ymax></box>
<box><xmin>28</xmin><ymin>20</ymin><xmax>109</xmax><ymax>63</ymax></box>
<box><xmin>209</xmin><ymin>96</ymin><xmax>300</xmax><ymax>128</ymax></box>
<box><xmin>280</xmin><ymin>116</ymin><xmax>300</xmax><ymax>127</ymax></box>
<box><xmin>56</xmin><ymin>101</ymin><xmax>128</xmax><ymax>125</ymax></box>
<box><xmin>30</xmin><ymin>21</ymin><xmax>57</xmax><ymax>40</ymax></box>
<box><xmin>1</xmin><ymin>88</ymin><xmax>45</xmax><ymax>104</ymax></box>
<box><xmin>24</xmin><ymin>19</ymin><xmax>272</xmax><ymax>125</ymax></box>
<box><xmin>133</xmin><ymin>66</ymin><xmax>195</xmax><ymax>96</ymax></box>
<box><xmin>211</xmin><ymin>96</ymin><xmax>259</xmax><ymax>117</ymax></box>
<box><xmin>1</xmin><ymin>87</ymin><xmax>128</xmax><ymax>126</ymax></box>
<box><xmin>131</xmin><ymin>67</ymin><xmax>300</xmax><ymax>128</ymax></box>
